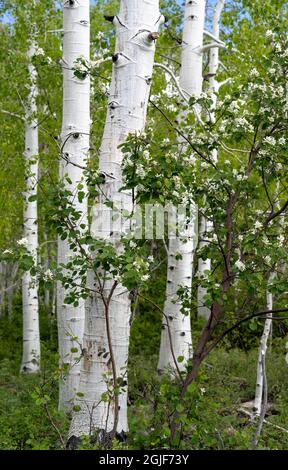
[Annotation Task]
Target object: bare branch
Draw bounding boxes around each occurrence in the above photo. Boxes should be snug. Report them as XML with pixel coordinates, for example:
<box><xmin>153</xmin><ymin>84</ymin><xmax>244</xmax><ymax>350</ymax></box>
<box><xmin>1</xmin><ymin>109</ymin><xmax>24</xmax><ymax>121</ymax></box>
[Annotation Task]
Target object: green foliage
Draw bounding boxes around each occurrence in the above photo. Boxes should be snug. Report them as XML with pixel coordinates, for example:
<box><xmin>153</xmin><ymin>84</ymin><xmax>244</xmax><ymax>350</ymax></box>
<box><xmin>1</xmin><ymin>285</ymin><xmax>288</xmax><ymax>449</ymax></box>
<box><xmin>0</xmin><ymin>350</ymin><xmax>68</xmax><ymax>450</ymax></box>
<box><xmin>1</xmin><ymin>0</ymin><xmax>288</xmax><ymax>452</ymax></box>
<box><xmin>128</xmin><ymin>343</ymin><xmax>288</xmax><ymax>450</ymax></box>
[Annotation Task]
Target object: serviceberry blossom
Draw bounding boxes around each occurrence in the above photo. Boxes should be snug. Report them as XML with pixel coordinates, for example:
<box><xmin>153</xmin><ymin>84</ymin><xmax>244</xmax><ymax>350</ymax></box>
<box><xmin>235</xmin><ymin>259</ymin><xmax>245</xmax><ymax>272</ymax></box>
<box><xmin>263</xmin><ymin>136</ymin><xmax>276</xmax><ymax>146</ymax></box>
<box><xmin>143</xmin><ymin>149</ymin><xmax>150</xmax><ymax>159</ymax></box>
<box><xmin>43</xmin><ymin>269</ymin><xmax>54</xmax><ymax>282</ymax></box>
<box><xmin>17</xmin><ymin>237</ymin><xmax>28</xmax><ymax>248</ymax></box>
<box><xmin>250</xmin><ymin>68</ymin><xmax>259</xmax><ymax>78</ymax></box>
<box><xmin>3</xmin><ymin>249</ymin><xmax>13</xmax><ymax>255</ymax></box>
<box><xmin>34</xmin><ymin>47</ymin><xmax>45</xmax><ymax>57</ymax></box>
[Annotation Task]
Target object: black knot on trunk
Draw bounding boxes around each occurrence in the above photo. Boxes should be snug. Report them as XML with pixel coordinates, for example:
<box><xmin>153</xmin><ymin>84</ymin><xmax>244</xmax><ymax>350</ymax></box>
<box><xmin>148</xmin><ymin>32</ymin><xmax>160</xmax><ymax>41</ymax></box>
<box><xmin>104</xmin><ymin>15</ymin><xmax>115</xmax><ymax>23</ymax></box>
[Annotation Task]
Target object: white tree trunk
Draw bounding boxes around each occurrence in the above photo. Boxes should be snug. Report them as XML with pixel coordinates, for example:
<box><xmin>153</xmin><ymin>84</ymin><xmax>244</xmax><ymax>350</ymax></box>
<box><xmin>20</xmin><ymin>41</ymin><xmax>40</xmax><ymax>374</ymax></box>
<box><xmin>254</xmin><ymin>273</ymin><xmax>275</xmax><ymax>417</ymax></box>
<box><xmin>57</xmin><ymin>0</ymin><xmax>90</xmax><ymax>412</ymax></box>
<box><xmin>197</xmin><ymin>0</ymin><xmax>224</xmax><ymax>320</ymax></box>
<box><xmin>158</xmin><ymin>0</ymin><xmax>206</xmax><ymax>374</ymax></box>
<box><xmin>69</xmin><ymin>0</ymin><xmax>164</xmax><ymax>439</ymax></box>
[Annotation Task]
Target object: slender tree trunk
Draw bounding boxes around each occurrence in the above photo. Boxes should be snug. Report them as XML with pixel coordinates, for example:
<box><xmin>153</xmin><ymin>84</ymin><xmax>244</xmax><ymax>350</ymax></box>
<box><xmin>43</xmin><ymin>232</ymin><xmax>50</xmax><ymax>310</ymax></box>
<box><xmin>197</xmin><ymin>0</ymin><xmax>225</xmax><ymax>320</ymax></box>
<box><xmin>69</xmin><ymin>0</ymin><xmax>164</xmax><ymax>440</ymax></box>
<box><xmin>20</xmin><ymin>41</ymin><xmax>40</xmax><ymax>374</ymax></box>
<box><xmin>57</xmin><ymin>0</ymin><xmax>90</xmax><ymax>412</ymax></box>
<box><xmin>253</xmin><ymin>273</ymin><xmax>275</xmax><ymax>417</ymax></box>
<box><xmin>7</xmin><ymin>287</ymin><xmax>14</xmax><ymax>317</ymax></box>
<box><xmin>158</xmin><ymin>0</ymin><xmax>206</xmax><ymax>374</ymax></box>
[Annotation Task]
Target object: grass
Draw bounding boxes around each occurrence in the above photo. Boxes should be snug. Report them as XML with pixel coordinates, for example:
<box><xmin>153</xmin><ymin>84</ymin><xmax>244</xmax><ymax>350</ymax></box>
<box><xmin>1</xmin><ymin>304</ymin><xmax>288</xmax><ymax>450</ymax></box>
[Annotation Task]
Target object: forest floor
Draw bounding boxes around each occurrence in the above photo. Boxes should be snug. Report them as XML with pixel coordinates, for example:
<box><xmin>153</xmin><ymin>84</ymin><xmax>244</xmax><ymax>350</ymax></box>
<box><xmin>1</xmin><ymin>304</ymin><xmax>288</xmax><ymax>450</ymax></box>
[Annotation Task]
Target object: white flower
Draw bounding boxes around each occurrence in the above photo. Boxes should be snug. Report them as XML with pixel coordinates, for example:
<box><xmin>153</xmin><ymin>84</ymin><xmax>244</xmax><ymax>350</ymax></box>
<box><xmin>264</xmin><ymin>256</ymin><xmax>271</xmax><ymax>264</ymax></box>
<box><xmin>3</xmin><ymin>249</ymin><xmax>13</xmax><ymax>255</ymax></box>
<box><xmin>235</xmin><ymin>117</ymin><xmax>253</xmax><ymax>131</ymax></box>
<box><xmin>129</xmin><ymin>240</ymin><xmax>137</xmax><ymax>249</ymax></box>
<box><xmin>132</xmin><ymin>260</ymin><xmax>141</xmax><ymax>271</ymax></box>
<box><xmin>264</xmin><ymin>136</ymin><xmax>276</xmax><ymax>146</ymax></box>
<box><xmin>200</xmin><ymin>387</ymin><xmax>206</xmax><ymax>395</ymax></box>
<box><xmin>254</xmin><ymin>220</ymin><xmax>262</xmax><ymax>230</ymax></box>
<box><xmin>17</xmin><ymin>237</ymin><xmax>28</xmax><ymax>248</ymax></box>
<box><xmin>266</xmin><ymin>30</ymin><xmax>273</xmax><ymax>38</ymax></box>
<box><xmin>34</xmin><ymin>47</ymin><xmax>44</xmax><ymax>57</ymax></box>
<box><xmin>43</xmin><ymin>269</ymin><xmax>54</xmax><ymax>282</ymax></box>
<box><xmin>278</xmin><ymin>137</ymin><xmax>286</xmax><ymax>145</ymax></box>
<box><xmin>250</xmin><ymin>68</ymin><xmax>259</xmax><ymax>78</ymax></box>
<box><xmin>141</xmin><ymin>274</ymin><xmax>150</xmax><ymax>282</ymax></box>
<box><xmin>235</xmin><ymin>259</ymin><xmax>245</xmax><ymax>272</ymax></box>
<box><xmin>143</xmin><ymin>149</ymin><xmax>150</xmax><ymax>159</ymax></box>
<box><xmin>275</xmin><ymin>42</ymin><xmax>282</xmax><ymax>52</ymax></box>
<box><xmin>228</xmin><ymin>100</ymin><xmax>240</xmax><ymax>112</ymax></box>
<box><xmin>167</xmin><ymin>103</ymin><xmax>177</xmax><ymax>112</ymax></box>
<box><xmin>147</xmin><ymin>255</ymin><xmax>154</xmax><ymax>263</ymax></box>
<box><xmin>136</xmin><ymin>165</ymin><xmax>146</xmax><ymax>178</ymax></box>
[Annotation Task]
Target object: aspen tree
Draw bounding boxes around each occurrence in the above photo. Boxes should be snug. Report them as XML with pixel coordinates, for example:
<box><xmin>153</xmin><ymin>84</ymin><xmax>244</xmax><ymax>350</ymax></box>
<box><xmin>20</xmin><ymin>40</ymin><xmax>41</xmax><ymax>374</ymax></box>
<box><xmin>253</xmin><ymin>274</ymin><xmax>275</xmax><ymax>417</ymax></box>
<box><xmin>57</xmin><ymin>0</ymin><xmax>90</xmax><ymax>411</ymax></box>
<box><xmin>69</xmin><ymin>0</ymin><xmax>164</xmax><ymax>440</ymax></box>
<box><xmin>197</xmin><ymin>0</ymin><xmax>225</xmax><ymax>320</ymax></box>
<box><xmin>254</xmin><ymin>187</ymin><xmax>282</xmax><ymax>417</ymax></box>
<box><xmin>158</xmin><ymin>0</ymin><xmax>206</xmax><ymax>374</ymax></box>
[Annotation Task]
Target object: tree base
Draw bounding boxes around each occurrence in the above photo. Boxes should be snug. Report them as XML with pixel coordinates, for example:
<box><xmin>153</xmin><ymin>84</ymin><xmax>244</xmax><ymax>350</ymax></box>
<box><xmin>66</xmin><ymin>430</ymin><xmax>127</xmax><ymax>450</ymax></box>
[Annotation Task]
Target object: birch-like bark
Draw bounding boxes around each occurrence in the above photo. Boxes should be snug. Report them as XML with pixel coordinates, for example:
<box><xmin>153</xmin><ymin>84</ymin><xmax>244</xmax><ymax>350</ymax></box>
<box><xmin>43</xmin><ymin>232</ymin><xmax>50</xmax><ymax>310</ymax></box>
<box><xmin>253</xmin><ymin>273</ymin><xmax>275</xmax><ymax>417</ymax></box>
<box><xmin>69</xmin><ymin>0</ymin><xmax>164</xmax><ymax>439</ymax></box>
<box><xmin>157</xmin><ymin>0</ymin><xmax>206</xmax><ymax>374</ymax></box>
<box><xmin>20</xmin><ymin>41</ymin><xmax>40</xmax><ymax>374</ymax></box>
<box><xmin>197</xmin><ymin>0</ymin><xmax>225</xmax><ymax>320</ymax></box>
<box><xmin>57</xmin><ymin>0</ymin><xmax>90</xmax><ymax>412</ymax></box>
<box><xmin>253</xmin><ymin>185</ymin><xmax>280</xmax><ymax>416</ymax></box>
